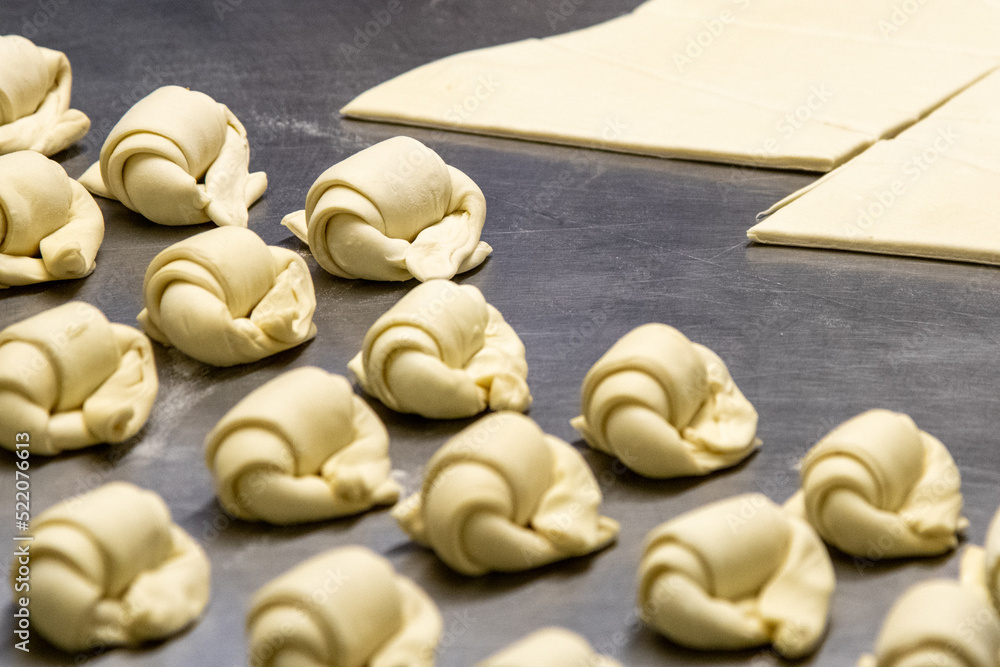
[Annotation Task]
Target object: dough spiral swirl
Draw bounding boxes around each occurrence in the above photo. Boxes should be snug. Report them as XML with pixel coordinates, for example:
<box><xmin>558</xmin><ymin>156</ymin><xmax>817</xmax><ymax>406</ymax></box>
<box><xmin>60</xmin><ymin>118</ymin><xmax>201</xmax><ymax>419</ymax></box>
<box><xmin>138</xmin><ymin>227</ymin><xmax>317</xmax><ymax>366</ymax></box>
<box><xmin>282</xmin><ymin>136</ymin><xmax>491</xmax><ymax>282</ymax></box>
<box><xmin>0</xmin><ymin>301</ymin><xmax>157</xmax><ymax>455</ymax></box>
<box><xmin>0</xmin><ymin>151</ymin><xmax>103</xmax><ymax>288</ymax></box>
<box><xmin>247</xmin><ymin>546</ymin><xmax>442</xmax><ymax>667</ymax></box>
<box><xmin>80</xmin><ymin>85</ymin><xmax>266</xmax><ymax>227</ymax></box>
<box><xmin>205</xmin><ymin>367</ymin><xmax>400</xmax><ymax>524</ymax></box>
<box><xmin>0</xmin><ymin>35</ymin><xmax>89</xmax><ymax>156</ymax></box>
<box><xmin>638</xmin><ymin>493</ymin><xmax>834</xmax><ymax>659</ymax></box>
<box><xmin>348</xmin><ymin>279</ymin><xmax>530</xmax><ymax>419</ymax></box>
<box><xmin>393</xmin><ymin>412</ymin><xmax>619</xmax><ymax>575</ymax></box>
<box><xmin>15</xmin><ymin>482</ymin><xmax>210</xmax><ymax>653</ymax></box>
<box><xmin>572</xmin><ymin>323</ymin><xmax>759</xmax><ymax>478</ymax></box>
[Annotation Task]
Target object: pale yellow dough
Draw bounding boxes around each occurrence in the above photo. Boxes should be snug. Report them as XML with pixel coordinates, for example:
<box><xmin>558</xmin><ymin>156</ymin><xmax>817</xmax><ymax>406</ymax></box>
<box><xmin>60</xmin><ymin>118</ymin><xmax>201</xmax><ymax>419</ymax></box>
<box><xmin>857</xmin><ymin>579</ymin><xmax>1000</xmax><ymax>667</ymax></box>
<box><xmin>0</xmin><ymin>151</ymin><xmax>103</xmax><ymax>288</ymax></box>
<box><xmin>393</xmin><ymin>412</ymin><xmax>619</xmax><ymax>576</ymax></box>
<box><xmin>0</xmin><ymin>301</ymin><xmax>158</xmax><ymax>455</ymax></box>
<box><xmin>0</xmin><ymin>35</ymin><xmax>89</xmax><ymax>156</ymax></box>
<box><xmin>348</xmin><ymin>279</ymin><xmax>530</xmax><ymax>419</ymax></box>
<box><xmin>475</xmin><ymin>627</ymin><xmax>623</xmax><ymax>667</ymax></box>
<box><xmin>638</xmin><ymin>493</ymin><xmax>834</xmax><ymax>659</ymax></box>
<box><xmin>138</xmin><ymin>226</ymin><xmax>317</xmax><ymax>366</ymax></box>
<box><xmin>986</xmin><ymin>507</ymin><xmax>1000</xmax><ymax>611</ymax></box>
<box><xmin>750</xmin><ymin>68</ymin><xmax>1000</xmax><ymax>265</ymax></box>
<box><xmin>785</xmin><ymin>409</ymin><xmax>967</xmax><ymax>559</ymax></box>
<box><xmin>205</xmin><ymin>366</ymin><xmax>400</xmax><ymax>524</ymax></box>
<box><xmin>572</xmin><ymin>323</ymin><xmax>759</xmax><ymax>478</ymax></box>
<box><xmin>247</xmin><ymin>545</ymin><xmax>442</xmax><ymax>667</ymax></box>
<box><xmin>958</xmin><ymin>503</ymin><xmax>1000</xmax><ymax>615</ymax></box>
<box><xmin>13</xmin><ymin>482</ymin><xmax>210</xmax><ymax>653</ymax></box>
<box><xmin>342</xmin><ymin>0</ymin><xmax>1000</xmax><ymax>171</ymax></box>
<box><xmin>79</xmin><ymin>85</ymin><xmax>267</xmax><ymax>227</ymax></box>
<box><xmin>282</xmin><ymin>136</ymin><xmax>492</xmax><ymax>282</ymax></box>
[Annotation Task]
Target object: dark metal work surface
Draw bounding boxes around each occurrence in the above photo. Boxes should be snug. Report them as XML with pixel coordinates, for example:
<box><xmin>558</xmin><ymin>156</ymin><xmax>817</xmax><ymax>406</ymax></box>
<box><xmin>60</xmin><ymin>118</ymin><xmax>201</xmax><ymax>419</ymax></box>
<box><xmin>2</xmin><ymin>1</ymin><xmax>999</xmax><ymax>665</ymax></box>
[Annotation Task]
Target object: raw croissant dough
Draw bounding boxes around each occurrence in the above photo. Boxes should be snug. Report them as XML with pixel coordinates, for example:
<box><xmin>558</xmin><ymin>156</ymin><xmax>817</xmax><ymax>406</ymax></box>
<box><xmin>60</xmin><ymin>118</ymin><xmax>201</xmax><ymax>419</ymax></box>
<box><xmin>247</xmin><ymin>546</ymin><xmax>442</xmax><ymax>667</ymax></box>
<box><xmin>79</xmin><ymin>85</ymin><xmax>267</xmax><ymax>227</ymax></box>
<box><xmin>393</xmin><ymin>412</ymin><xmax>619</xmax><ymax>576</ymax></box>
<box><xmin>638</xmin><ymin>493</ymin><xmax>835</xmax><ymax>659</ymax></box>
<box><xmin>282</xmin><ymin>136</ymin><xmax>492</xmax><ymax>282</ymax></box>
<box><xmin>342</xmin><ymin>0</ymin><xmax>1000</xmax><ymax>171</ymax></box>
<box><xmin>785</xmin><ymin>409</ymin><xmax>967</xmax><ymax>559</ymax></box>
<box><xmin>348</xmin><ymin>279</ymin><xmax>531</xmax><ymax>419</ymax></box>
<box><xmin>0</xmin><ymin>301</ymin><xmax>158</xmax><ymax>455</ymax></box>
<box><xmin>138</xmin><ymin>226</ymin><xmax>317</xmax><ymax>366</ymax></box>
<box><xmin>572</xmin><ymin>323</ymin><xmax>759</xmax><ymax>478</ymax></box>
<box><xmin>0</xmin><ymin>150</ymin><xmax>103</xmax><ymax>288</ymax></box>
<box><xmin>475</xmin><ymin>627</ymin><xmax>624</xmax><ymax>667</ymax></box>
<box><xmin>958</xmin><ymin>502</ymin><xmax>1000</xmax><ymax>614</ymax></box>
<box><xmin>205</xmin><ymin>366</ymin><xmax>400</xmax><ymax>524</ymax></box>
<box><xmin>750</xmin><ymin>68</ymin><xmax>1000</xmax><ymax>266</ymax></box>
<box><xmin>16</xmin><ymin>482</ymin><xmax>210</xmax><ymax>653</ymax></box>
<box><xmin>0</xmin><ymin>35</ymin><xmax>89</xmax><ymax>156</ymax></box>
<box><xmin>857</xmin><ymin>579</ymin><xmax>1000</xmax><ymax>667</ymax></box>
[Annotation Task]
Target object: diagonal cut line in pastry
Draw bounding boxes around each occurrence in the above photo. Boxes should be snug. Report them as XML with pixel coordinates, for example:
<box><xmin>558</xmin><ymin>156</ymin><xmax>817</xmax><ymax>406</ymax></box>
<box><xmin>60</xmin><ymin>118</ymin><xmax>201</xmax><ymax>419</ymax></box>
<box><xmin>749</xmin><ymin>67</ymin><xmax>1000</xmax><ymax>265</ymax></box>
<box><xmin>342</xmin><ymin>0</ymin><xmax>1000</xmax><ymax>172</ymax></box>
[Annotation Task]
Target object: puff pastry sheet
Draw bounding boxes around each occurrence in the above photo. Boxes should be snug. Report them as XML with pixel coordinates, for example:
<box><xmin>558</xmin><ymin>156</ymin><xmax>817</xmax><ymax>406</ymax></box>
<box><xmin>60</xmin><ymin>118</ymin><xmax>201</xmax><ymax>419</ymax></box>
<box><xmin>342</xmin><ymin>0</ymin><xmax>1000</xmax><ymax>171</ymax></box>
<box><xmin>750</xmin><ymin>68</ymin><xmax>1000</xmax><ymax>265</ymax></box>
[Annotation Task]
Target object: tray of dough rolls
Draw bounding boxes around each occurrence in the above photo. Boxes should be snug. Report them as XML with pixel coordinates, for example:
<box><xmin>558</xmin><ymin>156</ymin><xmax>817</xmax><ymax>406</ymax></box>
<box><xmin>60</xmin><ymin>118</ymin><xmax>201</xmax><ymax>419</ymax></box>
<box><xmin>3</xmin><ymin>1</ymin><xmax>999</xmax><ymax>666</ymax></box>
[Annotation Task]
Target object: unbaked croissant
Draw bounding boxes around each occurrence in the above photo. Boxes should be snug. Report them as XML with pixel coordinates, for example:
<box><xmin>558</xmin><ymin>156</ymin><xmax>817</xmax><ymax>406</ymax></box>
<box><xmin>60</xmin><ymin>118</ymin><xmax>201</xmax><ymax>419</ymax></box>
<box><xmin>348</xmin><ymin>279</ymin><xmax>530</xmax><ymax>419</ymax></box>
<box><xmin>205</xmin><ymin>366</ymin><xmax>400</xmax><ymax>524</ymax></box>
<box><xmin>474</xmin><ymin>627</ymin><xmax>624</xmax><ymax>667</ymax></box>
<box><xmin>0</xmin><ymin>35</ymin><xmax>89</xmax><ymax>156</ymax></box>
<box><xmin>572</xmin><ymin>323</ymin><xmax>760</xmax><ymax>478</ymax></box>
<box><xmin>785</xmin><ymin>409</ymin><xmax>967</xmax><ymax>559</ymax></box>
<box><xmin>0</xmin><ymin>150</ymin><xmax>103</xmax><ymax>288</ymax></box>
<box><xmin>958</xmin><ymin>502</ymin><xmax>1000</xmax><ymax>614</ymax></box>
<box><xmin>638</xmin><ymin>493</ymin><xmax>834</xmax><ymax>659</ymax></box>
<box><xmin>985</xmin><ymin>507</ymin><xmax>1000</xmax><ymax>611</ymax></box>
<box><xmin>281</xmin><ymin>136</ymin><xmax>491</xmax><ymax>282</ymax></box>
<box><xmin>79</xmin><ymin>85</ymin><xmax>267</xmax><ymax>227</ymax></box>
<box><xmin>247</xmin><ymin>545</ymin><xmax>442</xmax><ymax>667</ymax></box>
<box><xmin>16</xmin><ymin>482</ymin><xmax>210</xmax><ymax>653</ymax></box>
<box><xmin>0</xmin><ymin>301</ymin><xmax>157</xmax><ymax>455</ymax></box>
<box><xmin>138</xmin><ymin>226</ymin><xmax>317</xmax><ymax>366</ymax></box>
<box><xmin>393</xmin><ymin>412</ymin><xmax>619</xmax><ymax>576</ymax></box>
<box><xmin>857</xmin><ymin>579</ymin><xmax>1000</xmax><ymax>667</ymax></box>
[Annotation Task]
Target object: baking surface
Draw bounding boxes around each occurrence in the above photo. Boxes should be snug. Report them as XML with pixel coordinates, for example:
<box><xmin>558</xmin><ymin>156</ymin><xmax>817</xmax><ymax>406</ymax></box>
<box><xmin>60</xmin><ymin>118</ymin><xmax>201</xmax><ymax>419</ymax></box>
<box><xmin>2</xmin><ymin>1</ymin><xmax>1000</xmax><ymax>665</ymax></box>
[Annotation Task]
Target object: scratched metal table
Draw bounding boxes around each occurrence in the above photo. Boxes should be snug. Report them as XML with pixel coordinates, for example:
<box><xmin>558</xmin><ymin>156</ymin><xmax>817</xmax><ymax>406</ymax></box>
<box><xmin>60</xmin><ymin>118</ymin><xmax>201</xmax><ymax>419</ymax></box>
<box><xmin>3</xmin><ymin>1</ymin><xmax>999</xmax><ymax>665</ymax></box>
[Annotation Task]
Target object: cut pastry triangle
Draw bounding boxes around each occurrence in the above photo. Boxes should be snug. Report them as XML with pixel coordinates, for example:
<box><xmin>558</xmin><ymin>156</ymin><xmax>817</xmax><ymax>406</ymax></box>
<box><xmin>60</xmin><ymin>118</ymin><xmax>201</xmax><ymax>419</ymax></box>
<box><xmin>749</xmin><ymin>68</ymin><xmax>1000</xmax><ymax>265</ymax></box>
